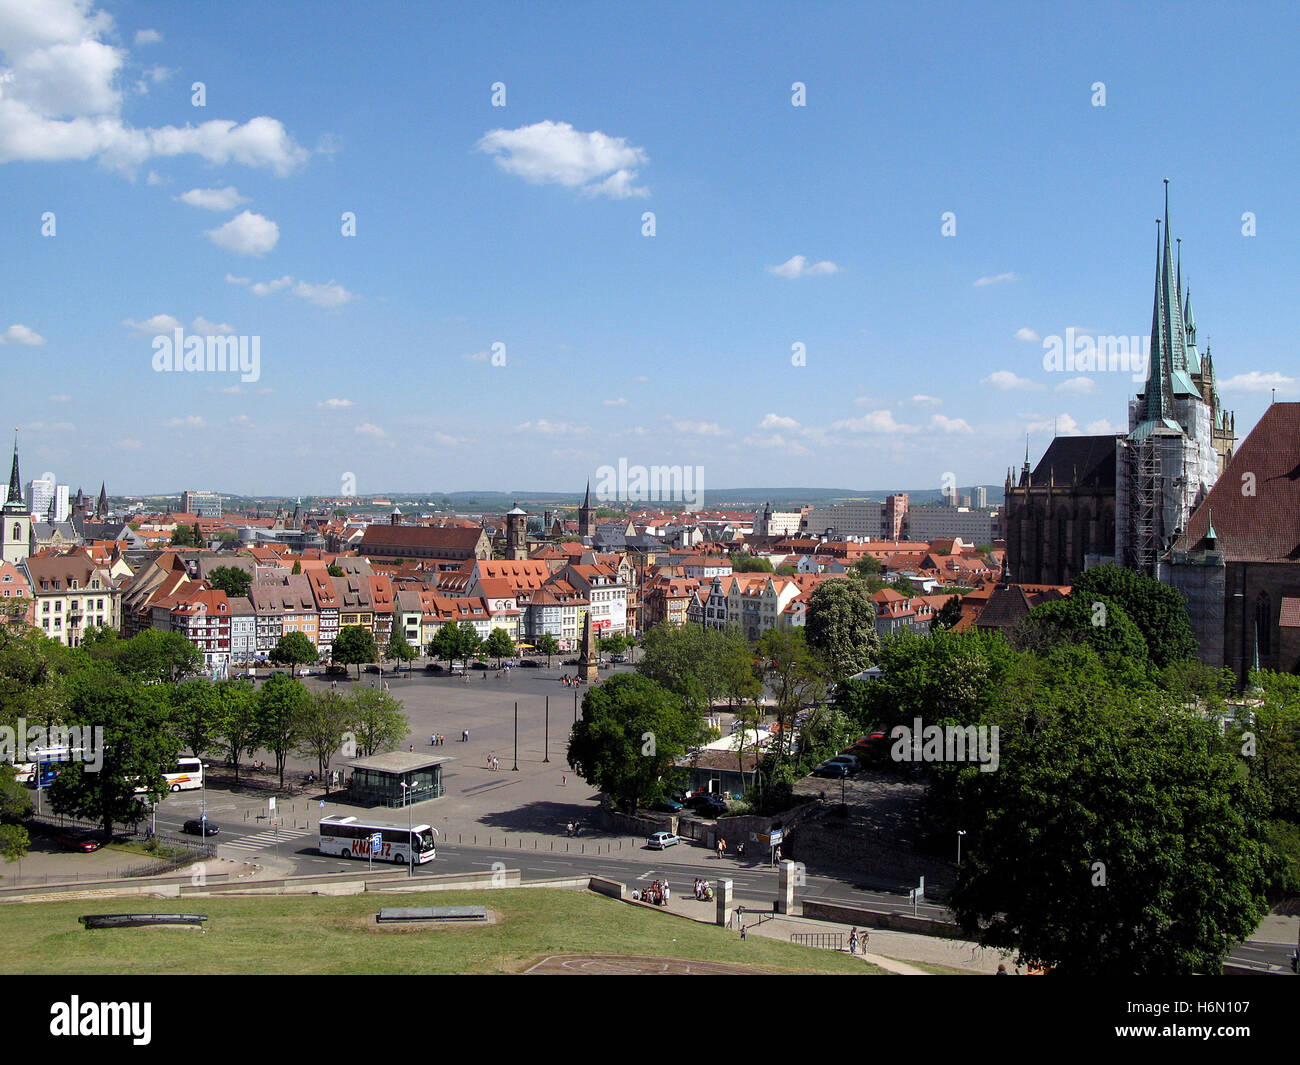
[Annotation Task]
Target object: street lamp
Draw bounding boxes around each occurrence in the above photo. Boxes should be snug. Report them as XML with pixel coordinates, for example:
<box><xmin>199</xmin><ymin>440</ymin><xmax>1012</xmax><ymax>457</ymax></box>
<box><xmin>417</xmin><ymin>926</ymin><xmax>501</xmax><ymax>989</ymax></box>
<box><xmin>957</xmin><ymin>829</ymin><xmax>967</xmax><ymax>866</ymax></box>
<box><xmin>400</xmin><ymin>777</ymin><xmax>413</xmax><ymax>878</ymax></box>
<box><xmin>201</xmin><ymin>763</ymin><xmax>209</xmax><ymax>839</ymax></box>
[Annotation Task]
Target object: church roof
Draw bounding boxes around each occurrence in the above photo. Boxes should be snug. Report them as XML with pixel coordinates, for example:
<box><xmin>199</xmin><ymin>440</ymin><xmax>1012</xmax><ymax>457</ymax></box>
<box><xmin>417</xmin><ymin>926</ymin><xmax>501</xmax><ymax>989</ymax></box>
<box><xmin>1172</xmin><ymin>402</ymin><xmax>1300</xmax><ymax>562</ymax></box>
<box><xmin>1027</xmin><ymin>434</ymin><xmax>1119</xmax><ymax>490</ymax></box>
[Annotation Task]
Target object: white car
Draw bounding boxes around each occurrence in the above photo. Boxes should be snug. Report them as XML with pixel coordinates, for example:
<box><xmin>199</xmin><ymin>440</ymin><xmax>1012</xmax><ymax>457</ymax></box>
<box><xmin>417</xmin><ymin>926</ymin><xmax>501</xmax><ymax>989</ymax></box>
<box><xmin>647</xmin><ymin>831</ymin><xmax>680</xmax><ymax>850</ymax></box>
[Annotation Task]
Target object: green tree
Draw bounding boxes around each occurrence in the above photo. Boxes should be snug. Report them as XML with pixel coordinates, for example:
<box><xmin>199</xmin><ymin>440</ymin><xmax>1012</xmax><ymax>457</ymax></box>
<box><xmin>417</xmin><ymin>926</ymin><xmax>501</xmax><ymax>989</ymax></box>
<box><xmin>270</xmin><ymin>631</ymin><xmax>317</xmax><ymax>677</ymax></box>
<box><xmin>850</xmin><ymin>555</ymin><xmax>882</xmax><ymax>578</ymax></box>
<box><xmin>0</xmin><ymin>764</ymin><xmax>32</xmax><ymax>863</ymax></box>
<box><xmin>170</xmin><ymin>523</ymin><xmax>196</xmax><ymax>547</ymax></box>
<box><xmin>482</xmin><ymin>628</ymin><xmax>515</xmax><ymax>666</ymax></box>
<box><xmin>333</xmin><ymin>624</ymin><xmax>378</xmax><ymax>679</ymax></box>
<box><xmin>597</xmin><ymin>633</ymin><xmax>629</xmax><ymax>655</ymax></box>
<box><xmin>1016</xmin><ymin>595</ymin><xmax>1149</xmax><ymax>683</ymax></box>
<box><xmin>535</xmin><ymin>633</ymin><xmax>560</xmax><ymax>667</ymax></box>
<box><xmin>350</xmin><ymin>688</ymin><xmax>410</xmax><ymax>756</ymax></box>
<box><xmin>255</xmin><ymin>673</ymin><xmax>308</xmax><ymax>787</ymax></box>
<box><xmin>214</xmin><ymin>679</ymin><xmax>259</xmax><ymax>782</ymax></box>
<box><xmin>755</xmin><ymin>627</ymin><xmax>825</xmax><ymax>765</ymax></box>
<box><xmin>1071</xmin><ymin>563</ymin><xmax>1197</xmax><ymax>670</ymax></box>
<box><xmin>931</xmin><ymin>594</ymin><xmax>963</xmax><ymax>632</ymax></box>
<box><xmin>291</xmin><ymin>560</ymin><xmax>302</xmax><ymax>575</ymax></box>
<box><xmin>805</xmin><ymin>578</ymin><xmax>880</xmax><ymax>682</ymax></box>
<box><xmin>327</xmin><ymin>564</ymin><xmax>345</xmax><ymax>577</ymax></box>
<box><xmin>294</xmin><ymin>689</ymin><xmax>353</xmax><ymax>791</ymax></box>
<box><xmin>171</xmin><ymin>678</ymin><xmax>221</xmax><ymax>757</ymax></box>
<box><xmin>0</xmin><ymin>626</ymin><xmax>71</xmax><ymax>726</ymax></box>
<box><xmin>731</xmin><ymin>554</ymin><xmax>774</xmax><ymax>573</ymax></box>
<box><xmin>891</xmin><ymin>575</ymin><xmax>917</xmax><ymax>597</ymax></box>
<box><xmin>385</xmin><ymin>631</ymin><xmax>417</xmax><ymax>670</ymax></box>
<box><xmin>47</xmin><ymin>664</ymin><xmax>179</xmax><ymax>839</ymax></box>
<box><xmin>427</xmin><ymin>624</ymin><xmax>461</xmax><ymax>668</ymax></box>
<box><xmin>637</xmin><ymin>622</ymin><xmax>728</xmax><ymax>716</ymax></box>
<box><xmin>566</xmin><ymin>673</ymin><xmax>700</xmax><ymax>813</ymax></box>
<box><xmin>115</xmin><ymin>628</ymin><xmax>203</xmax><ymax>685</ymax></box>
<box><xmin>949</xmin><ymin>686</ymin><xmax>1271</xmax><ymax>975</ymax></box>
<box><xmin>207</xmin><ymin>565</ymin><xmax>252</xmax><ymax>599</ymax></box>
<box><xmin>453</xmin><ymin>622</ymin><xmax>482</xmax><ymax>669</ymax></box>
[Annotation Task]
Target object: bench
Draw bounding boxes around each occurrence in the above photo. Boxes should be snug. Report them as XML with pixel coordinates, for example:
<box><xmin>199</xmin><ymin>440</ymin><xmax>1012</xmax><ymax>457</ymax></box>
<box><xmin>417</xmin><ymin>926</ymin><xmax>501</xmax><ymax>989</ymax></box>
<box><xmin>375</xmin><ymin>905</ymin><xmax>487</xmax><ymax>923</ymax></box>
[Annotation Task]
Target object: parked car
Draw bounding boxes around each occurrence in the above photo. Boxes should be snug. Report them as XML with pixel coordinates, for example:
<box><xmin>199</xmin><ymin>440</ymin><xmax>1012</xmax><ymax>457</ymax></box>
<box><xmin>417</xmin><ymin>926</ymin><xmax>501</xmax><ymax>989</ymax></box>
<box><xmin>826</xmin><ymin>754</ymin><xmax>861</xmax><ymax>773</ymax></box>
<box><xmin>561</xmin><ymin>658</ymin><xmax>580</xmax><ymax>666</ymax></box>
<box><xmin>182</xmin><ymin>818</ymin><xmax>220</xmax><ymax>837</ymax></box>
<box><xmin>425</xmin><ymin>663</ymin><xmax>445</xmax><ymax>673</ymax></box>
<box><xmin>610</xmin><ymin>653</ymin><xmax>628</xmax><ymax>663</ymax></box>
<box><xmin>326</xmin><ymin>664</ymin><xmax>349</xmax><ymax>676</ymax></box>
<box><xmin>689</xmin><ymin>794</ymin><xmax>729</xmax><ymax>817</ymax></box>
<box><xmin>520</xmin><ymin>659</ymin><xmax>541</xmax><ymax>668</ymax></box>
<box><xmin>648</xmin><ymin>797</ymin><xmax>683</xmax><ymax>813</ymax></box>
<box><xmin>363</xmin><ymin>665</ymin><xmax>381</xmax><ymax>674</ymax></box>
<box><xmin>57</xmin><ymin>831</ymin><xmax>103</xmax><ymax>852</ymax></box>
<box><xmin>812</xmin><ymin>762</ymin><xmax>851</xmax><ymax>779</ymax></box>
<box><xmin>647</xmin><ymin>831</ymin><xmax>680</xmax><ymax>850</ymax></box>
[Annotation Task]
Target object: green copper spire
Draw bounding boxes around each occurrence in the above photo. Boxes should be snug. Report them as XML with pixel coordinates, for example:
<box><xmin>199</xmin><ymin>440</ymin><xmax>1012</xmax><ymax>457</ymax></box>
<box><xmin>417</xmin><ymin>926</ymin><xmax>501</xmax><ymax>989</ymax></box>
<box><xmin>1142</xmin><ymin>217</ymin><xmax>1174</xmax><ymax>424</ymax></box>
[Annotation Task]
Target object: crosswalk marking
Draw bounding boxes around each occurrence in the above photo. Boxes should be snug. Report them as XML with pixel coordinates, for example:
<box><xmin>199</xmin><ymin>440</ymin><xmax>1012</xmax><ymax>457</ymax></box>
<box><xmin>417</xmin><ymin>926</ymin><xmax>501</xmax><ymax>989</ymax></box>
<box><xmin>219</xmin><ymin>825</ymin><xmax>314</xmax><ymax>853</ymax></box>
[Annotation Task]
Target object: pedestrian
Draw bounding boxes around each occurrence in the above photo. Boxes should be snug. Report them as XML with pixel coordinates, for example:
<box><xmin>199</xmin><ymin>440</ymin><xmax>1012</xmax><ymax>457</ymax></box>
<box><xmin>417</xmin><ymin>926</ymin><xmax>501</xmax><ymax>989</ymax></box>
<box><xmin>431</xmin><ymin>733</ymin><xmax>437</xmax><ymax>746</ymax></box>
<box><xmin>740</xmin><ymin>923</ymin><xmax>747</xmax><ymax>941</ymax></box>
<box><xmin>849</xmin><ymin>928</ymin><xmax>858</xmax><ymax>955</ymax></box>
<box><xmin>562</xmin><ymin>773</ymin><xmax>567</xmax><ymax>786</ymax></box>
<box><xmin>409</xmin><ymin>744</ymin><xmax>413</xmax><ymax>752</ymax></box>
<box><xmin>566</xmin><ymin>821</ymin><xmax>573</xmax><ymax>837</ymax></box>
<box><xmin>862</xmin><ymin>927</ymin><xmax>869</xmax><ymax>950</ymax></box>
<box><xmin>996</xmin><ymin>963</ymin><xmax>1007</xmax><ymax>975</ymax></box>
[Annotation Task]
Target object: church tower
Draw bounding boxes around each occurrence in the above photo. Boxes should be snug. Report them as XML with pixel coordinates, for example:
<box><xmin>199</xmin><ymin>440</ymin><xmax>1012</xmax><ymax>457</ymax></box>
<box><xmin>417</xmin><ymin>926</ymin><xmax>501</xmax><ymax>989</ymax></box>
<box><xmin>577</xmin><ymin>480</ymin><xmax>596</xmax><ymax>539</ymax></box>
<box><xmin>505</xmin><ymin>504</ymin><xmax>528</xmax><ymax>560</ymax></box>
<box><xmin>1116</xmin><ymin>183</ymin><xmax>1223</xmax><ymax>576</ymax></box>
<box><xmin>2</xmin><ymin>431</ymin><xmax>32</xmax><ymax>565</ymax></box>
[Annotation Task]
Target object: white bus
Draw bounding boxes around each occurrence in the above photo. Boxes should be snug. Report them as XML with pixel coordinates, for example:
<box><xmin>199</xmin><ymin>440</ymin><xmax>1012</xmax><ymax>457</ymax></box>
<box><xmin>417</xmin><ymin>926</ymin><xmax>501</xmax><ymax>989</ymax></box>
<box><xmin>318</xmin><ymin>814</ymin><xmax>438</xmax><ymax>864</ymax></box>
<box><xmin>133</xmin><ymin>757</ymin><xmax>204</xmax><ymax>795</ymax></box>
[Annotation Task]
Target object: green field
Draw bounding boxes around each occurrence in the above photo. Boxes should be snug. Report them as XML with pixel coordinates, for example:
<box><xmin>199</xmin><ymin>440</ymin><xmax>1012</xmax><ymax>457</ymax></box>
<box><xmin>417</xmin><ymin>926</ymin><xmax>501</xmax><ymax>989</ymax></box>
<box><xmin>0</xmin><ymin>889</ymin><xmax>880</xmax><ymax>975</ymax></box>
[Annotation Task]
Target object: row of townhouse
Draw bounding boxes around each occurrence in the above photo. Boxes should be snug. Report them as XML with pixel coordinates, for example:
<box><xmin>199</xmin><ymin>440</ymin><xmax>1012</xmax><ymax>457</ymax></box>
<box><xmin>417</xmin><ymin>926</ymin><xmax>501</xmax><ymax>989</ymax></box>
<box><xmin>691</xmin><ymin>573</ymin><xmax>807</xmax><ymax>641</ymax></box>
<box><xmin>18</xmin><ymin>553</ymin><xmax>122</xmax><ymax>646</ymax></box>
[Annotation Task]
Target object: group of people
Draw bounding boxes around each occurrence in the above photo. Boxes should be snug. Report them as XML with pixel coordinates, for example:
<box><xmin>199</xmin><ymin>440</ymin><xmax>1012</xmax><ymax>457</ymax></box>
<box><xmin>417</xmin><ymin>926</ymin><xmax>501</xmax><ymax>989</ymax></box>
<box><xmin>565</xmin><ymin>821</ymin><xmax>582</xmax><ymax>837</ymax></box>
<box><xmin>430</xmin><ymin>733</ymin><xmax>446</xmax><ymax>746</ymax></box>
<box><xmin>848</xmin><ymin>926</ymin><xmax>869</xmax><ymax>955</ymax></box>
<box><xmin>692</xmin><ymin>878</ymin><xmax>715</xmax><ymax>901</ymax></box>
<box><xmin>558</xmin><ymin>675</ymin><xmax>585</xmax><ymax>686</ymax></box>
<box><xmin>634</xmin><ymin>879</ymin><xmax>670</xmax><ymax>905</ymax></box>
<box><xmin>486</xmin><ymin>755</ymin><xmax>501</xmax><ymax>771</ymax></box>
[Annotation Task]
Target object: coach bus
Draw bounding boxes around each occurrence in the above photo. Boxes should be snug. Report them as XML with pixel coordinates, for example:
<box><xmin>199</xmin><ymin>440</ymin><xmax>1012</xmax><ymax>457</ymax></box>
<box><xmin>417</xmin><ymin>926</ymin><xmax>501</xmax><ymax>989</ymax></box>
<box><xmin>132</xmin><ymin>757</ymin><xmax>204</xmax><ymax>795</ymax></box>
<box><xmin>318</xmin><ymin>814</ymin><xmax>438</xmax><ymax>864</ymax></box>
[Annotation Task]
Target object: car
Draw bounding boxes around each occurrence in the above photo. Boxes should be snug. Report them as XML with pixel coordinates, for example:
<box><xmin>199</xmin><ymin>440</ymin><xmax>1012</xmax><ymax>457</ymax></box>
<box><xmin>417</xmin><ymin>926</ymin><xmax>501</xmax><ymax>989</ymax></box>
<box><xmin>299</xmin><ymin>668</ymin><xmax>314</xmax><ymax>676</ymax></box>
<box><xmin>562</xmin><ymin>658</ymin><xmax>579</xmax><ymax>666</ymax></box>
<box><xmin>326</xmin><ymin>664</ymin><xmax>349</xmax><ymax>676</ymax></box>
<box><xmin>610</xmin><ymin>653</ymin><xmax>628</xmax><ymax>663</ymax></box>
<box><xmin>363</xmin><ymin>665</ymin><xmax>381</xmax><ymax>674</ymax></box>
<box><xmin>448</xmin><ymin>666</ymin><xmax>466</xmax><ymax>676</ymax></box>
<box><xmin>648</xmin><ymin>797</ymin><xmax>683</xmax><ymax>813</ymax></box>
<box><xmin>520</xmin><ymin>659</ymin><xmax>541</xmax><ymax>668</ymax></box>
<box><xmin>689</xmin><ymin>794</ymin><xmax>729</xmax><ymax>817</ymax></box>
<box><xmin>826</xmin><ymin>754</ymin><xmax>861</xmax><ymax>773</ymax></box>
<box><xmin>812</xmin><ymin>762</ymin><xmax>851</xmax><ymax>779</ymax></box>
<box><xmin>182</xmin><ymin>819</ymin><xmax>220</xmax><ymax>836</ymax></box>
<box><xmin>425</xmin><ymin>662</ymin><xmax>445</xmax><ymax>673</ymax></box>
<box><xmin>57</xmin><ymin>831</ymin><xmax>103</xmax><ymax>852</ymax></box>
<box><xmin>647</xmin><ymin>831</ymin><xmax>680</xmax><ymax>850</ymax></box>
<box><xmin>471</xmin><ymin>661</ymin><xmax>490</xmax><ymax>670</ymax></box>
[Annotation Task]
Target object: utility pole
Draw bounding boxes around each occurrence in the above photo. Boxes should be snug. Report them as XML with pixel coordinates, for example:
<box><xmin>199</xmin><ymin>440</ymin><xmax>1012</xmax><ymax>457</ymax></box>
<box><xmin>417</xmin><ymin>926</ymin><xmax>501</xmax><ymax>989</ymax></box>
<box><xmin>512</xmin><ymin>701</ymin><xmax>519</xmax><ymax>771</ymax></box>
<box><xmin>543</xmin><ymin>695</ymin><xmax>550</xmax><ymax>763</ymax></box>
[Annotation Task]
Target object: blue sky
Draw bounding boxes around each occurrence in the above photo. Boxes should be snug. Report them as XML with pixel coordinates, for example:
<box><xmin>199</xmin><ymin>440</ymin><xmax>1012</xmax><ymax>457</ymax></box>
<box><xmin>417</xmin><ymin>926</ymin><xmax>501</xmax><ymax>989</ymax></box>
<box><xmin>2</xmin><ymin>0</ymin><xmax>1297</xmax><ymax>498</ymax></box>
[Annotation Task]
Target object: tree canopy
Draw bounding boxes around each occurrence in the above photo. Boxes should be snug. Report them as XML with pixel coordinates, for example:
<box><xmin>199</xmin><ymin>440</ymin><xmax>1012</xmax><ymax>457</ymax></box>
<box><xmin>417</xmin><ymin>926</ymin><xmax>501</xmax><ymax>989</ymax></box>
<box><xmin>804</xmin><ymin>577</ymin><xmax>880</xmax><ymax>681</ymax></box>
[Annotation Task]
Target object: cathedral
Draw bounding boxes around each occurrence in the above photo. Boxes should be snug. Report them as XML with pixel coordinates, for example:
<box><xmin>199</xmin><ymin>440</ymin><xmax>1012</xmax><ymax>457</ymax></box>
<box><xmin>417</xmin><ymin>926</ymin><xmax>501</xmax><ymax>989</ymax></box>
<box><xmin>1005</xmin><ymin>186</ymin><xmax>1236</xmax><ymax>585</ymax></box>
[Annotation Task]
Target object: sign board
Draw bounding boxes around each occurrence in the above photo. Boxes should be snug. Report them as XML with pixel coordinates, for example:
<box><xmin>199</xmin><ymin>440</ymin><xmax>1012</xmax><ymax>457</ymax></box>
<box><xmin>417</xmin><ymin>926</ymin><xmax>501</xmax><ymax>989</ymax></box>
<box><xmin>593</xmin><ymin>618</ymin><xmax>611</xmax><ymax>630</ymax></box>
<box><xmin>370</xmin><ymin>832</ymin><xmax>383</xmax><ymax>855</ymax></box>
<box><xmin>268</xmin><ymin>797</ymin><xmax>276</xmax><ymax>811</ymax></box>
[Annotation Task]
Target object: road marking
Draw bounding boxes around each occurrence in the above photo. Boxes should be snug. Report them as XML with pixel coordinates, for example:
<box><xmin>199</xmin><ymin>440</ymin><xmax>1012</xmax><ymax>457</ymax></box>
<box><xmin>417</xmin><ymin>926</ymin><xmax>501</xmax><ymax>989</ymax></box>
<box><xmin>220</xmin><ymin>825</ymin><xmax>314</xmax><ymax>854</ymax></box>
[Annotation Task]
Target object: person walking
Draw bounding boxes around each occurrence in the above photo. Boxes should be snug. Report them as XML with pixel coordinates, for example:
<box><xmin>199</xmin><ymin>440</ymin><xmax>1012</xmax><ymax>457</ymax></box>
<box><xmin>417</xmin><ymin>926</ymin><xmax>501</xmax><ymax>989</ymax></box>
<box><xmin>566</xmin><ymin>821</ymin><xmax>574</xmax><ymax>837</ymax></box>
<box><xmin>849</xmin><ymin>928</ymin><xmax>858</xmax><ymax>956</ymax></box>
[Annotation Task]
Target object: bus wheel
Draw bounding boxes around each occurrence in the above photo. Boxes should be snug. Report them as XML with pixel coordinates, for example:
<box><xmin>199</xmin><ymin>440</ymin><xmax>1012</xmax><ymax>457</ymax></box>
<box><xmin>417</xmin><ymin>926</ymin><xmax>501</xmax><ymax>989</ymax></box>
<box><xmin>170</xmin><ymin>784</ymin><xmax>181</xmax><ymax>792</ymax></box>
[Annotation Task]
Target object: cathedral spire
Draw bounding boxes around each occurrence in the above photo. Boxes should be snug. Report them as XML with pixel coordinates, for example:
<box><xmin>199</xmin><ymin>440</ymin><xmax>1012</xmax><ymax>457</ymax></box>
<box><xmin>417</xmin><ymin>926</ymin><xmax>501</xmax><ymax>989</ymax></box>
<box><xmin>1142</xmin><ymin>213</ymin><xmax>1175</xmax><ymax>425</ymax></box>
<box><xmin>6</xmin><ymin>429</ymin><xmax>22</xmax><ymax>510</ymax></box>
<box><xmin>583</xmin><ymin>479</ymin><xmax>591</xmax><ymax>508</ymax></box>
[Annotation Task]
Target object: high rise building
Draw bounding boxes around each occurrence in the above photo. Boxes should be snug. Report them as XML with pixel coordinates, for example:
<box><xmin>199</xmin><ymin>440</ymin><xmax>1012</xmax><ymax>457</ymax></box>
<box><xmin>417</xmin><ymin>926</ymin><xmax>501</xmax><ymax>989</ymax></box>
<box><xmin>974</xmin><ymin>486</ymin><xmax>988</xmax><ymax>509</ymax></box>
<box><xmin>182</xmin><ymin>490</ymin><xmax>223</xmax><ymax>517</ymax></box>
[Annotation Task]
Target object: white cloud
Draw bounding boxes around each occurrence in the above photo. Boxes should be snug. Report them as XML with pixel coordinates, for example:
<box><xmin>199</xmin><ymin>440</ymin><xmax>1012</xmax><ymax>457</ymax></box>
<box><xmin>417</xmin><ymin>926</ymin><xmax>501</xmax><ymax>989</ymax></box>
<box><xmin>123</xmin><ymin>314</ymin><xmax>181</xmax><ymax>335</ymax></box>
<box><xmin>1085</xmin><ymin>418</ymin><xmax>1120</xmax><ymax>435</ymax></box>
<box><xmin>974</xmin><ymin>272</ymin><xmax>1020</xmax><ymax>287</ymax></box>
<box><xmin>476</xmin><ymin>120</ymin><xmax>649</xmax><ymax>198</ymax></box>
<box><xmin>134</xmin><ymin>29</ymin><xmax>162</xmax><ymax>46</ymax></box>
<box><xmin>743</xmin><ymin>433</ymin><xmax>812</xmax><ymax>456</ymax></box>
<box><xmin>0</xmin><ymin>324</ymin><xmax>46</xmax><ymax>345</ymax></box>
<box><xmin>982</xmin><ymin>370</ymin><xmax>1044</xmax><ymax>391</ymax></box>
<box><xmin>0</xmin><ymin>2</ymin><xmax>308</xmax><ymax>176</ymax></box>
<box><xmin>318</xmin><ymin>398</ymin><xmax>354</xmax><ymax>409</ymax></box>
<box><xmin>205</xmin><ymin>211</ymin><xmax>279</xmax><ymax>256</ymax></box>
<box><xmin>145</xmin><ymin>169</ymin><xmax>164</xmax><ymax>185</ymax></box>
<box><xmin>759</xmin><ymin>413</ymin><xmax>801</xmax><ymax>431</ymax></box>
<box><xmin>164</xmin><ymin>415</ymin><xmax>206</xmax><ymax>428</ymax></box>
<box><xmin>1025</xmin><ymin>414</ymin><xmax>1080</xmax><ymax>435</ymax></box>
<box><xmin>213</xmin><ymin>384</ymin><xmax>241</xmax><ymax>395</ymax></box>
<box><xmin>1014</xmin><ymin>327</ymin><xmax>1040</xmax><ymax>342</ymax></box>
<box><xmin>831</xmin><ymin>410</ymin><xmax>916</xmax><ymax>434</ymax></box>
<box><xmin>668</xmin><ymin>418</ymin><xmax>727</xmax><ymax>436</ymax></box>
<box><xmin>225</xmin><ymin>273</ymin><xmax>251</xmax><ymax>285</ymax></box>
<box><xmin>769</xmin><ymin>255</ymin><xmax>839</xmax><ymax>279</ymax></box>
<box><xmin>116</xmin><ymin>438</ymin><xmax>142</xmax><ymax>450</ymax></box>
<box><xmin>48</xmin><ymin>393</ymin><xmax>70</xmax><ymax>402</ymax></box>
<box><xmin>190</xmin><ymin>317</ymin><xmax>234</xmax><ymax>335</ymax></box>
<box><xmin>354</xmin><ymin>423</ymin><xmax>387</xmax><ymax>438</ymax></box>
<box><xmin>244</xmin><ymin>274</ymin><xmax>352</xmax><ymax>306</ymax></box>
<box><xmin>1055</xmin><ymin>376</ymin><xmax>1097</xmax><ymax>395</ymax></box>
<box><xmin>178</xmin><ymin>185</ymin><xmax>249</xmax><ymax>211</ymax></box>
<box><xmin>1219</xmin><ymin>370</ymin><xmax>1298</xmax><ymax>394</ymax></box>
<box><xmin>911</xmin><ymin>394</ymin><xmax>942</xmax><ymax>409</ymax></box>
<box><xmin>603</xmin><ymin>397</ymin><xmax>628</xmax><ymax>407</ymax></box>
<box><xmin>515</xmin><ymin>419</ymin><xmax>589</xmax><ymax>435</ymax></box>
<box><xmin>930</xmin><ymin>414</ymin><xmax>973</xmax><ymax>433</ymax></box>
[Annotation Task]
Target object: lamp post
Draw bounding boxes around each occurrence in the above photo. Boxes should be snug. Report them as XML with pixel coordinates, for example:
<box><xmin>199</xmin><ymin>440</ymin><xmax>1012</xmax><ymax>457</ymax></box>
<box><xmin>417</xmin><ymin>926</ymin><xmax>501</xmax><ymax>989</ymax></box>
<box><xmin>201</xmin><ymin>763</ymin><xmax>209</xmax><ymax>839</ymax></box>
<box><xmin>400</xmin><ymin>778</ymin><xmax>413</xmax><ymax>878</ymax></box>
<box><xmin>543</xmin><ymin>695</ymin><xmax>550</xmax><ymax>763</ymax></box>
<box><xmin>512</xmin><ymin>701</ymin><xmax>519</xmax><ymax>771</ymax></box>
<box><xmin>957</xmin><ymin>829</ymin><xmax>966</xmax><ymax>866</ymax></box>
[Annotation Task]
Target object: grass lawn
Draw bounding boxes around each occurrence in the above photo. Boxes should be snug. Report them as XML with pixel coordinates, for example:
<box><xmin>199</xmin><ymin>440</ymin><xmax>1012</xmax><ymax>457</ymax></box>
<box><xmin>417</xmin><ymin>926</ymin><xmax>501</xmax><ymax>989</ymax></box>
<box><xmin>0</xmin><ymin>888</ymin><xmax>883</xmax><ymax>975</ymax></box>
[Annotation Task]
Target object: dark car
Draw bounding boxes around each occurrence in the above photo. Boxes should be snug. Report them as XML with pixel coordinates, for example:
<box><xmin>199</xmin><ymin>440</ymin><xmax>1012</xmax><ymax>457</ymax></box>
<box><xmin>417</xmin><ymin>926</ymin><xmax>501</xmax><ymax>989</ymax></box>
<box><xmin>425</xmin><ymin>662</ymin><xmax>445</xmax><ymax>673</ymax></box>
<box><xmin>562</xmin><ymin>658</ymin><xmax>580</xmax><ymax>666</ymax></box>
<box><xmin>470</xmin><ymin>661</ymin><xmax>490</xmax><ymax>670</ymax></box>
<box><xmin>58</xmin><ymin>831</ymin><xmax>103</xmax><ymax>852</ymax></box>
<box><xmin>363</xmin><ymin>665</ymin><xmax>381</xmax><ymax>674</ymax></box>
<box><xmin>812</xmin><ymin>762</ymin><xmax>851</xmax><ymax>779</ymax></box>
<box><xmin>519</xmin><ymin>659</ymin><xmax>541</xmax><ymax>668</ymax></box>
<box><xmin>182</xmin><ymin>818</ymin><xmax>220</xmax><ymax>836</ymax></box>
<box><xmin>689</xmin><ymin>794</ymin><xmax>728</xmax><ymax>817</ymax></box>
<box><xmin>648</xmin><ymin>797</ymin><xmax>684</xmax><ymax>813</ymax></box>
